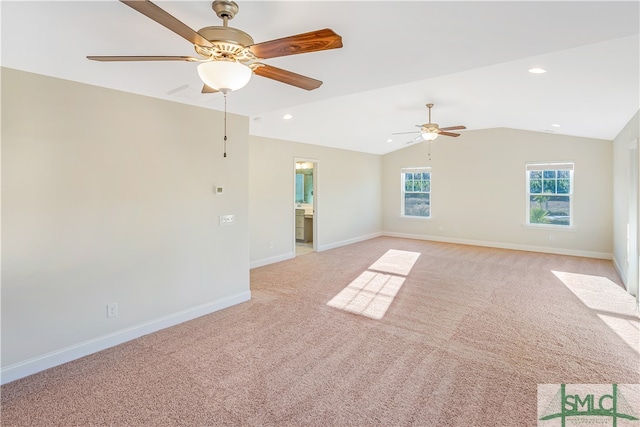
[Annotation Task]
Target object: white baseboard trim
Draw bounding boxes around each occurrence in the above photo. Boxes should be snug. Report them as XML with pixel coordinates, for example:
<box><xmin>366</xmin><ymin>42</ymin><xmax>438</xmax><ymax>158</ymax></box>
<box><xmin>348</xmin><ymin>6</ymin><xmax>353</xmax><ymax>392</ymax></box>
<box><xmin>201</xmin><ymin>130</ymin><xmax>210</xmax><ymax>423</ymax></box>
<box><xmin>1</xmin><ymin>291</ymin><xmax>251</xmax><ymax>385</ymax></box>
<box><xmin>250</xmin><ymin>252</ymin><xmax>295</xmax><ymax>269</ymax></box>
<box><xmin>612</xmin><ymin>256</ymin><xmax>629</xmax><ymax>290</ymax></box>
<box><xmin>317</xmin><ymin>232</ymin><xmax>384</xmax><ymax>252</ymax></box>
<box><xmin>382</xmin><ymin>232</ymin><xmax>613</xmax><ymax>260</ymax></box>
<box><xmin>249</xmin><ymin>233</ymin><xmax>385</xmax><ymax>268</ymax></box>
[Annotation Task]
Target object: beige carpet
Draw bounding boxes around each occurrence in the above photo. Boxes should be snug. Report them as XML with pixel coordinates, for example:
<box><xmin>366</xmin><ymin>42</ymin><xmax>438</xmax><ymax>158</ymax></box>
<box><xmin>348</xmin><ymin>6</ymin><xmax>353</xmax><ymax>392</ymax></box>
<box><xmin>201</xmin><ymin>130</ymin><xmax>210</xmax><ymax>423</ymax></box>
<box><xmin>2</xmin><ymin>237</ymin><xmax>639</xmax><ymax>426</ymax></box>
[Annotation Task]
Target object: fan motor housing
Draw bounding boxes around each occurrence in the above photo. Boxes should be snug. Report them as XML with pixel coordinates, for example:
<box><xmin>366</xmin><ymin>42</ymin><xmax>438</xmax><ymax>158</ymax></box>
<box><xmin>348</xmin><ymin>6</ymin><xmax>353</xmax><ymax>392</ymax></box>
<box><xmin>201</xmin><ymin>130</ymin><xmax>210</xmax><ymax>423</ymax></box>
<box><xmin>195</xmin><ymin>26</ymin><xmax>255</xmax><ymax>59</ymax></box>
<box><xmin>198</xmin><ymin>26</ymin><xmax>254</xmax><ymax>47</ymax></box>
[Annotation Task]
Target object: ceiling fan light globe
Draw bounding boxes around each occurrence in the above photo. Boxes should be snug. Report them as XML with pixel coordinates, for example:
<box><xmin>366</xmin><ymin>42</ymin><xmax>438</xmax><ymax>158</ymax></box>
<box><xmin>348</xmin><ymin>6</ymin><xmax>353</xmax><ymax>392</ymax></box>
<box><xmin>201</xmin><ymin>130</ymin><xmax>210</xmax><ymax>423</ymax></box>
<box><xmin>422</xmin><ymin>132</ymin><xmax>439</xmax><ymax>141</ymax></box>
<box><xmin>197</xmin><ymin>60</ymin><xmax>252</xmax><ymax>93</ymax></box>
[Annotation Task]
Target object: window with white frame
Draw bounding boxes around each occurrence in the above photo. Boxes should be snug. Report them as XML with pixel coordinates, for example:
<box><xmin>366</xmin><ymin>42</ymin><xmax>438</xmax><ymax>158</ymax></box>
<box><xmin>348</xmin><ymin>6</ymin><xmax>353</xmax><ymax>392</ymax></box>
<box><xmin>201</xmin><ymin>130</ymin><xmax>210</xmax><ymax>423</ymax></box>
<box><xmin>401</xmin><ymin>168</ymin><xmax>431</xmax><ymax>218</ymax></box>
<box><xmin>526</xmin><ymin>162</ymin><xmax>574</xmax><ymax>227</ymax></box>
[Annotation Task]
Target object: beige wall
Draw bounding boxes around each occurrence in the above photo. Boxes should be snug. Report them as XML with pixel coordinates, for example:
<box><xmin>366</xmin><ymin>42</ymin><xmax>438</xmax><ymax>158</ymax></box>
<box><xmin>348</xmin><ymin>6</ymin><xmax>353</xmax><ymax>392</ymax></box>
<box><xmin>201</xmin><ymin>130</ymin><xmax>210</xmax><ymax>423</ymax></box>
<box><xmin>382</xmin><ymin>127</ymin><xmax>613</xmax><ymax>257</ymax></box>
<box><xmin>1</xmin><ymin>68</ymin><xmax>250</xmax><ymax>380</ymax></box>
<box><xmin>249</xmin><ymin>136</ymin><xmax>382</xmax><ymax>267</ymax></box>
<box><xmin>2</xmin><ymin>67</ymin><xmax>630</xmax><ymax>383</ymax></box>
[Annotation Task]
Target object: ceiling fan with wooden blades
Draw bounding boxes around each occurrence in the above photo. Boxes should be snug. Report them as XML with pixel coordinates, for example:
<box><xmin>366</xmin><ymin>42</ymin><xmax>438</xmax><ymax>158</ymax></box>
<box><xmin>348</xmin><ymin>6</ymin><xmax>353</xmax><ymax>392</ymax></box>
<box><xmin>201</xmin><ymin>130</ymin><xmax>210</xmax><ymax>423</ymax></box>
<box><xmin>87</xmin><ymin>0</ymin><xmax>343</xmax><ymax>94</ymax></box>
<box><xmin>393</xmin><ymin>103</ymin><xmax>466</xmax><ymax>144</ymax></box>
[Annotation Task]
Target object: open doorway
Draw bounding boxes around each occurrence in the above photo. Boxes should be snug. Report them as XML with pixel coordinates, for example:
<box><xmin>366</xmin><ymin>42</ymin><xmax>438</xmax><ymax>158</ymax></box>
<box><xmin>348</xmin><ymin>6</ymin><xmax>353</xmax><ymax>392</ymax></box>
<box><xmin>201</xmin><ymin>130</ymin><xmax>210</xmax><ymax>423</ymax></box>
<box><xmin>629</xmin><ymin>140</ymin><xmax>639</xmax><ymax>304</ymax></box>
<box><xmin>294</xmin><ymin>159</ymin><xmax>317</xmax><ymax>256</ymax></box>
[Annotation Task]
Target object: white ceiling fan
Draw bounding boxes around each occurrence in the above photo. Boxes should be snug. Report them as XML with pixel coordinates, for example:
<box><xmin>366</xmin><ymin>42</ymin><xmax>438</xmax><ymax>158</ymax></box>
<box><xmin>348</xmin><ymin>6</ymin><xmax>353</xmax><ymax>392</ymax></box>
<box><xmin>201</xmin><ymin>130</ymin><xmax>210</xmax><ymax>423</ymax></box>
<box><xmin>87</xmin><ymin>0</ymin><xmax>343</xmax><ymax>94</ymax></box>
<box><xmin>393</xmin><ymin>103</ymin><xmax>466</xmax><ymax>144</ymax></box>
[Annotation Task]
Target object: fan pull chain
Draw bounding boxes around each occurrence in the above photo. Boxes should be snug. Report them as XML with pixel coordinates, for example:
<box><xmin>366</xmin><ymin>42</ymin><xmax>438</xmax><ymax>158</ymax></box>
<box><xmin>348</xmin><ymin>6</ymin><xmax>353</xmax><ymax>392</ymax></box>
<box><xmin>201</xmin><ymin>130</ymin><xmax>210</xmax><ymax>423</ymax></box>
<box><xmin>223</xmin><ymin>92</ymin><xmax>228</xmax><ymax>158</ymax></box>
<box><xmin>428</xmin><ymin>141</ymin><xmax>432</xmax><ymax>160</ymax></box>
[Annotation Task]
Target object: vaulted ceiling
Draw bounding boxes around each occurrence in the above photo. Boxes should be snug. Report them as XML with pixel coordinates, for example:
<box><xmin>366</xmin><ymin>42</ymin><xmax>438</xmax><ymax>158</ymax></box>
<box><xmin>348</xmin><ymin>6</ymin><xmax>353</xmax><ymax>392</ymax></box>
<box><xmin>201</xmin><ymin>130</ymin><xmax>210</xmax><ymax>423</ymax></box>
<box><xmin>2</xmin><ymin>1</ymin><xmax>638</xmax><ymax>154</ymax></box>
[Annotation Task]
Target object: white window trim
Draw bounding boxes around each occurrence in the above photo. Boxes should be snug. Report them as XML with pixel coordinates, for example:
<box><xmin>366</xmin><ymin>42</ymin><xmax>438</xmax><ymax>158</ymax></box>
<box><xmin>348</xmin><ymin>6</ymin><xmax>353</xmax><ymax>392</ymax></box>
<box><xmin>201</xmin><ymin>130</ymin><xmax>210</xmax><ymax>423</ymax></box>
<box><xmin>401</xmin><ymin>167</ymin><xmax>432</xmax><ymax>220</ymax></box>
<box><xmin>400</xmin><ymin>215</ymin><xmax>432</xmax><ymax>221</ymax></box>
<box><xmin>524</xmin><ymin>161</ymin><xmax>575</xmax><ymax>229</ymax></box>
<box><xmin>521</xmin><ymin>223</ymin><xmax>578</xmax><ymax>232</ymax></box>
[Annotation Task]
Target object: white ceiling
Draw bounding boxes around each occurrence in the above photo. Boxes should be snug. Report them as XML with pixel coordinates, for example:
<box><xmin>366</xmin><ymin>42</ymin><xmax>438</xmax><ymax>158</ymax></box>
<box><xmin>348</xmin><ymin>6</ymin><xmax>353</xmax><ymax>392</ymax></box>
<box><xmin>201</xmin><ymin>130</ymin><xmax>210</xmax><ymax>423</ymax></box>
<box><xmin>2</xmin><ymin>1</ymin><xmax>639</xmax><ymax>154</ymax></box>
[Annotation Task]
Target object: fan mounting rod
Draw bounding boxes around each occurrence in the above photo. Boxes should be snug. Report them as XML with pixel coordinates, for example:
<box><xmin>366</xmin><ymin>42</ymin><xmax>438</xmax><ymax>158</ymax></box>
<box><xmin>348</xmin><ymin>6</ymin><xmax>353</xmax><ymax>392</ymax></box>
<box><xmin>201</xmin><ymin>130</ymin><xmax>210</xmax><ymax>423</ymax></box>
<box><xmin>426</xmin><ymin>103</ymin><xmax>434</xmax><ymax>122</ymax></box>
<box><xmin>212</xmin><ymin>0</ymin><xmax>239</xmax><ymax>25</ymax></box>
<box><xmin>195</xmin><ymin>1</ymin><xmax>254</xmax><ymax>60</ymax></box>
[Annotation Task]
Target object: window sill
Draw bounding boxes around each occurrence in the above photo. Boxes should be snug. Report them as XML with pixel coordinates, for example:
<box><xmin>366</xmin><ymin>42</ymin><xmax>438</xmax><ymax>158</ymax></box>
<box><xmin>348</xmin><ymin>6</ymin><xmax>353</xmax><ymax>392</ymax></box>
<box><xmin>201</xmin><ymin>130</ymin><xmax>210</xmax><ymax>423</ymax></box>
<box><xmin>400</xmin><ymin>215</ymin><xmax>431</xmax><ymax>221</ymax></box>
<box><xmin>522</xmin><ymin>223</ymin><xmax>577</xmax><ymax>232</ymax></box>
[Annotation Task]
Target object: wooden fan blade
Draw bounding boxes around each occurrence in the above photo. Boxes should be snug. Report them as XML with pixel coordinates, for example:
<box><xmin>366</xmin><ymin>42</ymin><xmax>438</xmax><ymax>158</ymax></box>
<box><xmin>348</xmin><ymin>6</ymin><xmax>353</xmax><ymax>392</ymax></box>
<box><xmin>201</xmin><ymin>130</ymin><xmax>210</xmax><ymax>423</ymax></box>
<box><xmin>201</xmin><ymin>84</ymin><xmax>218</xmax><ymax>94</ymax></box>
<box><xmin>440</xmin><ymin>125</ymin><xmax>466</xmax><ymax>131</ymax></box>
<box><xmin>253</xmin><ymin>64</ymin><xmax>322</xmax><ymax>91</ymax></box>
<box><xmin>120</xmin><ymin>0</ymin><xmax>212</xmax><ymax>47</ymax></box>
<box><xmin>392</xmin><ymin>131</ymin><xmax>420</xmax><ymax>135</ymax></box>
<box><xmin>439</xmin><ymin>131</ymin><xmax>461</xmax><ymax>137</ymax></box>
<box><xmin>249</xmin><ymin>28</ymin><xmax>343</xmax><ymax>59</ymax></box>
<box><xmin>87</xmin><ymin>55</ymin><xmax>198</xmax><ymax>62</ymax></box>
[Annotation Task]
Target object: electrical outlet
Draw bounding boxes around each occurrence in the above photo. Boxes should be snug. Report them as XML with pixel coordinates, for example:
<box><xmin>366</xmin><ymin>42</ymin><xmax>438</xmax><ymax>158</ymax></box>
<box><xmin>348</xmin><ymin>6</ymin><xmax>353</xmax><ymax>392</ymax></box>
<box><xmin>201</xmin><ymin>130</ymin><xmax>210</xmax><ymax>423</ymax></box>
<box><xmin>219</xmin><ymin>214</ymin><xmax>235</xmax><ymax>225</ymax></box>
<box><xmin>107</xmin><ymin>303</ymin><xmax>118</xmax><ymax>318</ymax></box>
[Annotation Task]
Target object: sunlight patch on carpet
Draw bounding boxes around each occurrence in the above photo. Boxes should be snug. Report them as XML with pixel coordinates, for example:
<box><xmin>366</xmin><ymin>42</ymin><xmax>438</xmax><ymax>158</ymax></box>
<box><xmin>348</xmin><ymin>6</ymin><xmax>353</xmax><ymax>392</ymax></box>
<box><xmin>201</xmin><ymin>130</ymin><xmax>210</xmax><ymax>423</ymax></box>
<box><xmin>327</xmin><ymin>250</ymin><xmax>420</xmax><ymax>319</ymax></box>
<box><xmin>327</xmin><ymin>271</ymin><xmax>405</xmax><ymax>320</ymax></box>
<box><xmin>368</xmin><ymin>249</ymin><xmax>421</xmax><ymax>276</ymax></box>
<box><xmin>552</xmin><ymin>270</ymin><xmax>639</xmax><ymax>356</ymax></box>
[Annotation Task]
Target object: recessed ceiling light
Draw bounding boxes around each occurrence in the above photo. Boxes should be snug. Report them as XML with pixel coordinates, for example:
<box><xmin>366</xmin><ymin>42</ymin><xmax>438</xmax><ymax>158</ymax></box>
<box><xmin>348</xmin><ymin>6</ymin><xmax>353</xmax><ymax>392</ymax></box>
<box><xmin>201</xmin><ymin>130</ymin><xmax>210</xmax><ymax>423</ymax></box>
<box><xmin>551</xmin><ymin>124</ymin><xmax>560</xmax><ymax>127</ymax></box>
<box><xmin>528</xmin><ymin>68</ymin><xmax>546</xmax><ymax>74</ymax></box>
<box><xmin>387</xmin><ymin>139</ymin><xmax>393</xmax><ymax>143</ymax></box>
<box><xmin>283</xmin><ymin>114</ymin><xmax>293</xmax><ymax>120</ymax></box>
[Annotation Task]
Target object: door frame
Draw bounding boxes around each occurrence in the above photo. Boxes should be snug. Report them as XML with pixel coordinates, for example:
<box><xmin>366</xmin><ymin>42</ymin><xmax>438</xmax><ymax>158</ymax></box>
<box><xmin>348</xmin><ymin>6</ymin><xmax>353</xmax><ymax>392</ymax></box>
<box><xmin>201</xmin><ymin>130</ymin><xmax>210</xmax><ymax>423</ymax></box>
<box><xmin>293</xmin><ymin>157</ymin><xmax>318</xmax><ymax>254</ymax></box>
<box><xmin>630</xmin><ymin>139</ymin><xmax>639</xmax><ymax>304</ymax></box>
